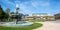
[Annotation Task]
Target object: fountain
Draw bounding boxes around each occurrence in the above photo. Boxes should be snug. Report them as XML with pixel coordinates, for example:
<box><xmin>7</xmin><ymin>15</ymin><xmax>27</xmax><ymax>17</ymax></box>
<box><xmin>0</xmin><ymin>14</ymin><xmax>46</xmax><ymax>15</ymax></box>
<box><xmin>0</xmin><ymin>2</ymin><xmax>33</xmax><ymax>27</ymax></box>
<box><xmin>15</xmin><ymin>4</ymin><xmax>20</xmax><ymax>24</ymax></box>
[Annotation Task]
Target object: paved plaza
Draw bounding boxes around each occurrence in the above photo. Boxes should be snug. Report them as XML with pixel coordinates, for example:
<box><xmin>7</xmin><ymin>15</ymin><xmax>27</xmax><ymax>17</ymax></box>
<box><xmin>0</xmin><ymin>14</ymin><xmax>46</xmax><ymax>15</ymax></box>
<box><xmin>34</xmin><ymin>20</ymin><xmax>60</xmax><ymax>30</ymax></box>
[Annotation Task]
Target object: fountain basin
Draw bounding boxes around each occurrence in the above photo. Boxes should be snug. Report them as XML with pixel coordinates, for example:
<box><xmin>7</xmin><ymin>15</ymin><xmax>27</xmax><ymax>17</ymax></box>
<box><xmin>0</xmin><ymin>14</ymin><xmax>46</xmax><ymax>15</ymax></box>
<box><xmin>0</xmin><ymin>21</ymin><xmax>33</xmax><ymax>27</ymax></box>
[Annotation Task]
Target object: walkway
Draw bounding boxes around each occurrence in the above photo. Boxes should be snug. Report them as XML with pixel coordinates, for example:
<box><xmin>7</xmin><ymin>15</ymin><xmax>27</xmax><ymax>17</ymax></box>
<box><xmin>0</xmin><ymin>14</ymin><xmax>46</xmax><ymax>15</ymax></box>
<box><xmin>33</xmin><ymin>20</ymin><xmax>60</xmax><ymax>30</ymax></box>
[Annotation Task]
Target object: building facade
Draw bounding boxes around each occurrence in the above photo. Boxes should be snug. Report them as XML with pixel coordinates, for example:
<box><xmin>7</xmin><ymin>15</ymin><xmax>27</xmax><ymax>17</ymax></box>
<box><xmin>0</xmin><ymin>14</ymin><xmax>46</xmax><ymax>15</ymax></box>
<box><xmin>54</xmin><ymin>13</ymin><xmax>60</xmax><ymax>19</ymax></box>
<box><xmin>25</xmin><ymin>13</ymin><xmax>55</xmax><ymax>21</ymax></box>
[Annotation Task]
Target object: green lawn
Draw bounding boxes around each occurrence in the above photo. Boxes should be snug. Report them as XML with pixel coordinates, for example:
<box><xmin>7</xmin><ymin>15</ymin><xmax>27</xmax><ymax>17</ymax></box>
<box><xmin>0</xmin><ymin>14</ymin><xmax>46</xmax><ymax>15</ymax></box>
<box><xmin>0</xmin><ymin>23</ymin><xmax>42</xmax><ymax>30</ymax></box>
<box><xmin>30</xmin><ymin>20</ymin><xmax>45</xmax><ymax>22</ymax></box>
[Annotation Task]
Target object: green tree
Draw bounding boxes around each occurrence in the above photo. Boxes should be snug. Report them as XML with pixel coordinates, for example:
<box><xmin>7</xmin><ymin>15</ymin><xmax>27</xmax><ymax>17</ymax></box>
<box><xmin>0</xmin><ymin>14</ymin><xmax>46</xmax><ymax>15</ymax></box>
<box><xmin>10</xmin><ymin>12</ymin><xmax>15</xmax><ymax>20</ymax></box>
<box><xmin>5</xmin><ymin>8</ymin><xmax>10</xmax><ymax>21</ymax></box>
<box><xmin>0</xmin><ymin>5</ymin><xmax>5</xmax><ymax>21</ymax></box>
<box><xmin>0</xmin><ymin>5</ymin><xmax>9</xmax><ymax>21</ymax></box>
<box><xmin>5</xmin><ymin>8</ymin><xmax>10</xmax><ymax>14</ymax></box>
<box><xmin>10</xmin><ymin>12</ymin><xmax>14</xmax><ymax>14</ymax></box>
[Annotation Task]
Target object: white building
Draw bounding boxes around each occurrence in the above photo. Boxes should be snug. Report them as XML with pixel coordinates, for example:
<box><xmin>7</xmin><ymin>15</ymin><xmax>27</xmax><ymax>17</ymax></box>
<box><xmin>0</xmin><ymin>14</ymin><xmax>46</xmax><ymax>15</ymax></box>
<box><xmin>25</xmin><ymin>13</ymin><xmax>55</xmax><ymax>21</ymax></box>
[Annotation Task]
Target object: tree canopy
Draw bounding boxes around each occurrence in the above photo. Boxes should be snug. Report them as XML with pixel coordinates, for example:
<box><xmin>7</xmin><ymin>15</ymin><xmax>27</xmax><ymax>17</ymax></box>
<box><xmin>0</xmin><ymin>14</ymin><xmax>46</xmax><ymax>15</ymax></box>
<box><xmin>5</xmin><ymin>8</ymin><xmax>10</xmax><ymax>14</ymax></box>
<box><xmin>0</xmin><ymin>5</ymin><xmax>9</xmax><ymax>21</ymax></box>
<box><xmin>10</xmin><ymin>12</ymin><xmax>14</xmax><ymax>14</ymax></box>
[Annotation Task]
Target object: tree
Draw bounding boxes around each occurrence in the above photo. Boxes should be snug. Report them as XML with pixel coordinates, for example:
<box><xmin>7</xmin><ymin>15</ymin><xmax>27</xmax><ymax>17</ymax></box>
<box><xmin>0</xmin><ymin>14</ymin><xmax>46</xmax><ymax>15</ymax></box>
<box><xmin>10</xmin><ymin>12</ymin><xmax>15</xmax><ymax>21</ymax></box>
<box><xmin>0</xmin><ymin>5</ymin><xmax>9</xmax><ymax>21</ymax></box>
<box><xmin>0</xmin><ymin>5</ymin><xmax>8</xmax><ymax>21</ymax></box>
<box><xmin>10</xmin><ymin>12</ymin><xmax>14</xmax><ymax>14</ymax></box>
<box><xmin>5</xmin><ymin>8</ymin><xmax>10</xmax><ymax>21</ymax></box>
<box><xmin>5</xmin><ymin>8</ymin><xmax>10</xmax><ymax>14</ymax></box>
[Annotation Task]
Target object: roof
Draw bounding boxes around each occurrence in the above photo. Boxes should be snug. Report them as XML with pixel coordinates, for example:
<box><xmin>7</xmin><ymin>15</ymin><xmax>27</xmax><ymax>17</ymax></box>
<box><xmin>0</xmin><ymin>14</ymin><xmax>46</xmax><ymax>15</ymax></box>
<box><xmin>32</xmin><ymin>13</ymin><xmax>48</xmax><ymax>15</ymax></box>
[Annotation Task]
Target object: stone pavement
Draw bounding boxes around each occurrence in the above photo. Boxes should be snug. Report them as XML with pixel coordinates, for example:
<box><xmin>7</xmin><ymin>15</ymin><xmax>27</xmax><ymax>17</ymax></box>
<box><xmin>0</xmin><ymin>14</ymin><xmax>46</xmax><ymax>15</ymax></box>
<box><xmin>33</xmin><ymin>20</ymin><xmax>60</xmax><ymax>30</ymax></box>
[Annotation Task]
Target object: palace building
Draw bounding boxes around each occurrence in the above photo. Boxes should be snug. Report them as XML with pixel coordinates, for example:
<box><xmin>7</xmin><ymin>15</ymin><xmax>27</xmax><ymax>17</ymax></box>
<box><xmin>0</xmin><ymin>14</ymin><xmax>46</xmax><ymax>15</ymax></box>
<box><xmin>54</xmin><ymin>13</ymin><xmax>60</xmax><ymax>19</ymax></box>
<box><xmin>25</xmin><ymin>13</ymin><xmax>55</xmax><ymax>21</ymax></box>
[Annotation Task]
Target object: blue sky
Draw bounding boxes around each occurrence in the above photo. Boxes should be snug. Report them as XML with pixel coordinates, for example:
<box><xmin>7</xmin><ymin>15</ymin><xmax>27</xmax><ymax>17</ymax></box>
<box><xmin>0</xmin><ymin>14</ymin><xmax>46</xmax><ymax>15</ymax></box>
<box><xmin>0</xmin><ymin>0</ymin><xmax>60</xmax><ymax>15</ymax></box>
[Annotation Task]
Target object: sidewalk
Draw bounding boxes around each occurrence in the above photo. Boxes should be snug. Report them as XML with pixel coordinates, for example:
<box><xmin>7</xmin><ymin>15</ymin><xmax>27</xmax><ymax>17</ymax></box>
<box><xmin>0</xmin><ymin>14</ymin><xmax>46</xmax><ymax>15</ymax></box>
<box><xmin>33</xmin><ymin>21</ymin><xmax>60</xmax><ymax>30</ymax></box>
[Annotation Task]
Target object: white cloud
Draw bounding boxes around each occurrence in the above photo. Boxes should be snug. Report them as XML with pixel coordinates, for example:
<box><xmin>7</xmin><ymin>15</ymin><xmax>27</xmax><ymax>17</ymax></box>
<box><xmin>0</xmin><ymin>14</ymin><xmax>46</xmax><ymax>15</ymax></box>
<box><xmin>1</xmin><ymin>0</ymin><xmax>15</xmax><ymax>6</ymax></box>
<box><xmin>1</xmin><ymin>0</ymin><xmax>52</xmax><ymax>14</ymax></box>
<box><xmin>19</xmin><ymin>3</ymin><xmax>32</xmax><ymax>14</ymax></box>
<box><xmin>31</xmin><ymin>0</ymin><xmax>50</xmax><ymax>8</ymax></box>
<box><xmin>18</xmin><ymin>0</ymin><xmax>50</xmax><ymax>14</ymax></box>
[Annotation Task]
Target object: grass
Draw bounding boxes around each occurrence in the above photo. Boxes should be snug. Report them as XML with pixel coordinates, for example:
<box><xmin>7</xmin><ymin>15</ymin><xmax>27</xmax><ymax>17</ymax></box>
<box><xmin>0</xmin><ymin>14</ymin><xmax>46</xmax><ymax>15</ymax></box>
<box><xmin>0</xmin><ymin>23</ymin><xmax>42</xmax><ymax>30</ymax></box>
<box><xmin>29</xmin><ymin>20</ymin><xmax>45</xmax><ymax>22</ymax></box>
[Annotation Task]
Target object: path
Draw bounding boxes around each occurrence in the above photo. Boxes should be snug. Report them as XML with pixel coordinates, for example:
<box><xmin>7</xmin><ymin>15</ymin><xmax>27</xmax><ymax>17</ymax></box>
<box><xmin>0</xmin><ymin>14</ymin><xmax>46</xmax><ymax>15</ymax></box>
<box><xmin>33</xmin><ymin>20</ymin><xmax>60</xmax><ymax>30</ymax></box>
